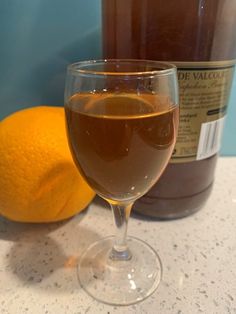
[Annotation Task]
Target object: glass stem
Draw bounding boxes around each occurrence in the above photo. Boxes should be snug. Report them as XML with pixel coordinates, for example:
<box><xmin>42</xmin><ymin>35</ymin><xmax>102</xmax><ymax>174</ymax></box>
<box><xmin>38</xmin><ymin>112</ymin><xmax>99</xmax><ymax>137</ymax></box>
<box><xmin>109</xmin><ymin>202</ymin><xmax>133</xmax><ymax>261</ymax></box>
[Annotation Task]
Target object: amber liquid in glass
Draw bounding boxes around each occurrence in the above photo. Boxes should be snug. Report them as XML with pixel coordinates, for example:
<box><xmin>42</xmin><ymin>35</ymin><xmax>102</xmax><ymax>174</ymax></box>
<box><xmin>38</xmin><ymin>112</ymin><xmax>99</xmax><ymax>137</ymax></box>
<box><xmin>65</xmin><ymin>92</ymin><xmax>178</xmax><ymax>202</ymax></box>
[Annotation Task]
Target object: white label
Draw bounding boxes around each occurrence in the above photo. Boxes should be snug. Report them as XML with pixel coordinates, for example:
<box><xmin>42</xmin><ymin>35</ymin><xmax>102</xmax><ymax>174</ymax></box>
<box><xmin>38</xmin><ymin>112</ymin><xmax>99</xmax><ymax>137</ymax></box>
<box><xmin>197</xmin><ymin>117</ymin><xmax>225</xmax><ymax>160</ymax></box>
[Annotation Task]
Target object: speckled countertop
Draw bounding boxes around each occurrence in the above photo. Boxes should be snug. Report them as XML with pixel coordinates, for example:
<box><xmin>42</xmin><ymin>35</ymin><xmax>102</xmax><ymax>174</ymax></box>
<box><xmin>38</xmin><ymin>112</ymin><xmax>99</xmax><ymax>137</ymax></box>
<box><xmin>0</xmin><ymin>157</ymin><xmax>236</xmax><ymax>314</ymax></box>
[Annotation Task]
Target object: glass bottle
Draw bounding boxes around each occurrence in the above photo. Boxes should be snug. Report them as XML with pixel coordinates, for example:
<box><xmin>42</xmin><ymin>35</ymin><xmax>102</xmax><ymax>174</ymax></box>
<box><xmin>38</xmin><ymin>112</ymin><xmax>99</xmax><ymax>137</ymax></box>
<box><xmin>102</xmin><ymin>0</ymin><xmax>236</xmax><ymax>218</ymax></box>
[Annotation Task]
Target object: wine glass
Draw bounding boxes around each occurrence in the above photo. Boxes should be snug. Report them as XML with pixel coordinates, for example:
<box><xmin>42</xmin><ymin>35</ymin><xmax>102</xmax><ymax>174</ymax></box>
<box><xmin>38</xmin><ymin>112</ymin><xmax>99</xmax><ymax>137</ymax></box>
<box><xmin>64</xmin><ymin>59</ymin><xmax>179</xmax><ymax>305</ymax></box>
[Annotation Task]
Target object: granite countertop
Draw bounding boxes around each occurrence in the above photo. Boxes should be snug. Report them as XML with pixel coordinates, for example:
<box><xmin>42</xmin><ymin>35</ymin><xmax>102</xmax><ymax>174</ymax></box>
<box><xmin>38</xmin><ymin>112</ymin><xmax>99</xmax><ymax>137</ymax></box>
<box><xmin>0</xmin><ymin>157</ymin><xmax>235</xmax><ymax>314</ymax></box>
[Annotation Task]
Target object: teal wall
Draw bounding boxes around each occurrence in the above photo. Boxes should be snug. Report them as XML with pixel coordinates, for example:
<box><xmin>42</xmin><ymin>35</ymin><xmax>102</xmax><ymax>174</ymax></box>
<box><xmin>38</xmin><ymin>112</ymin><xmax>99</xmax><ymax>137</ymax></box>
<box><xmin>221</xmin><ymin>77</ymin><xmax>236</xmax><ymax>155</ymax></box>
<box><xmin>0</xmin><ymin>0</ymin><xmax>101</xmax><ymax>116</ymax></box>
<box><xmin>0</xmin><ymin>0</ymin><xmax>235</xmax><ymax>155</ymax></box>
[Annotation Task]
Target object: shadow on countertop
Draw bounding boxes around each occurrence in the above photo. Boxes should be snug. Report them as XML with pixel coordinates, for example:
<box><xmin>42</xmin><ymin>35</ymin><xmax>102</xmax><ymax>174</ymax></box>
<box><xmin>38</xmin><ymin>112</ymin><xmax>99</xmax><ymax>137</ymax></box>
<box><xmin>0</xmin><ymin>206</ymin><xmax>100</xmax><ymax>293</ymax></box>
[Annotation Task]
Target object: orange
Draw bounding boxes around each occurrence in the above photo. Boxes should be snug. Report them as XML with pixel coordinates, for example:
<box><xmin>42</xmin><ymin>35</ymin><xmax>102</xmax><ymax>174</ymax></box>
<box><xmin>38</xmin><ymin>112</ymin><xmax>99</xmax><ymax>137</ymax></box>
<box><xmin>0</xmin><ymin>106</ymin><xmax>95</xmax><ymax>222</ymax></box>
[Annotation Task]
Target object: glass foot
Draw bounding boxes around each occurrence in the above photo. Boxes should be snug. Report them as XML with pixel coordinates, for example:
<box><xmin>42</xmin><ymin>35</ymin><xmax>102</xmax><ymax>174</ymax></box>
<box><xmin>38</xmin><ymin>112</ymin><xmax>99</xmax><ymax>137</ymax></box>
<box><xmin>78</xmin><ymin>236</ymin><xmax>162</xmax><ymax>305</ymax></box>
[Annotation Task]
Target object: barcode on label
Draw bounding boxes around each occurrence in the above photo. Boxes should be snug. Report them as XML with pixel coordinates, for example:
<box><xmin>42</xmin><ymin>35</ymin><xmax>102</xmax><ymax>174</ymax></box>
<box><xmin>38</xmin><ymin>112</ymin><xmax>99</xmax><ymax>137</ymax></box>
<box><xmin>197</xmin><ymin>117</ymin><xmax>225</xmax><ymax>160</ymax></box>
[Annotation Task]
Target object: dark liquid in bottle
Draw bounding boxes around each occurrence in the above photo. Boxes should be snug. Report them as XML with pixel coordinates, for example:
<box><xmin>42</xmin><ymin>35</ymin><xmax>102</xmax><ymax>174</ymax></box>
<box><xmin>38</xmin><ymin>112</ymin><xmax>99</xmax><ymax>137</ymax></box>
<box><xmin>102</xmin><ymin>0</ymin><xmax>236</xmax><ymax>218</ymax></box>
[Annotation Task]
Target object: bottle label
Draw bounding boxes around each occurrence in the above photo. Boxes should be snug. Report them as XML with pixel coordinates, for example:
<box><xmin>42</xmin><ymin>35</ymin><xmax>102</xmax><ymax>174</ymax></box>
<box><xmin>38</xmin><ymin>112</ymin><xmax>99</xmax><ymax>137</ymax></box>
<box><xmin>171</xmin><ymin>61</ymin><xmax>235</xmax><ymax>163</ymax></box>
<box><xmin>196</xmin><ymin>117</ymin><xmax>225</xmax><ymax>160</ymax></box>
